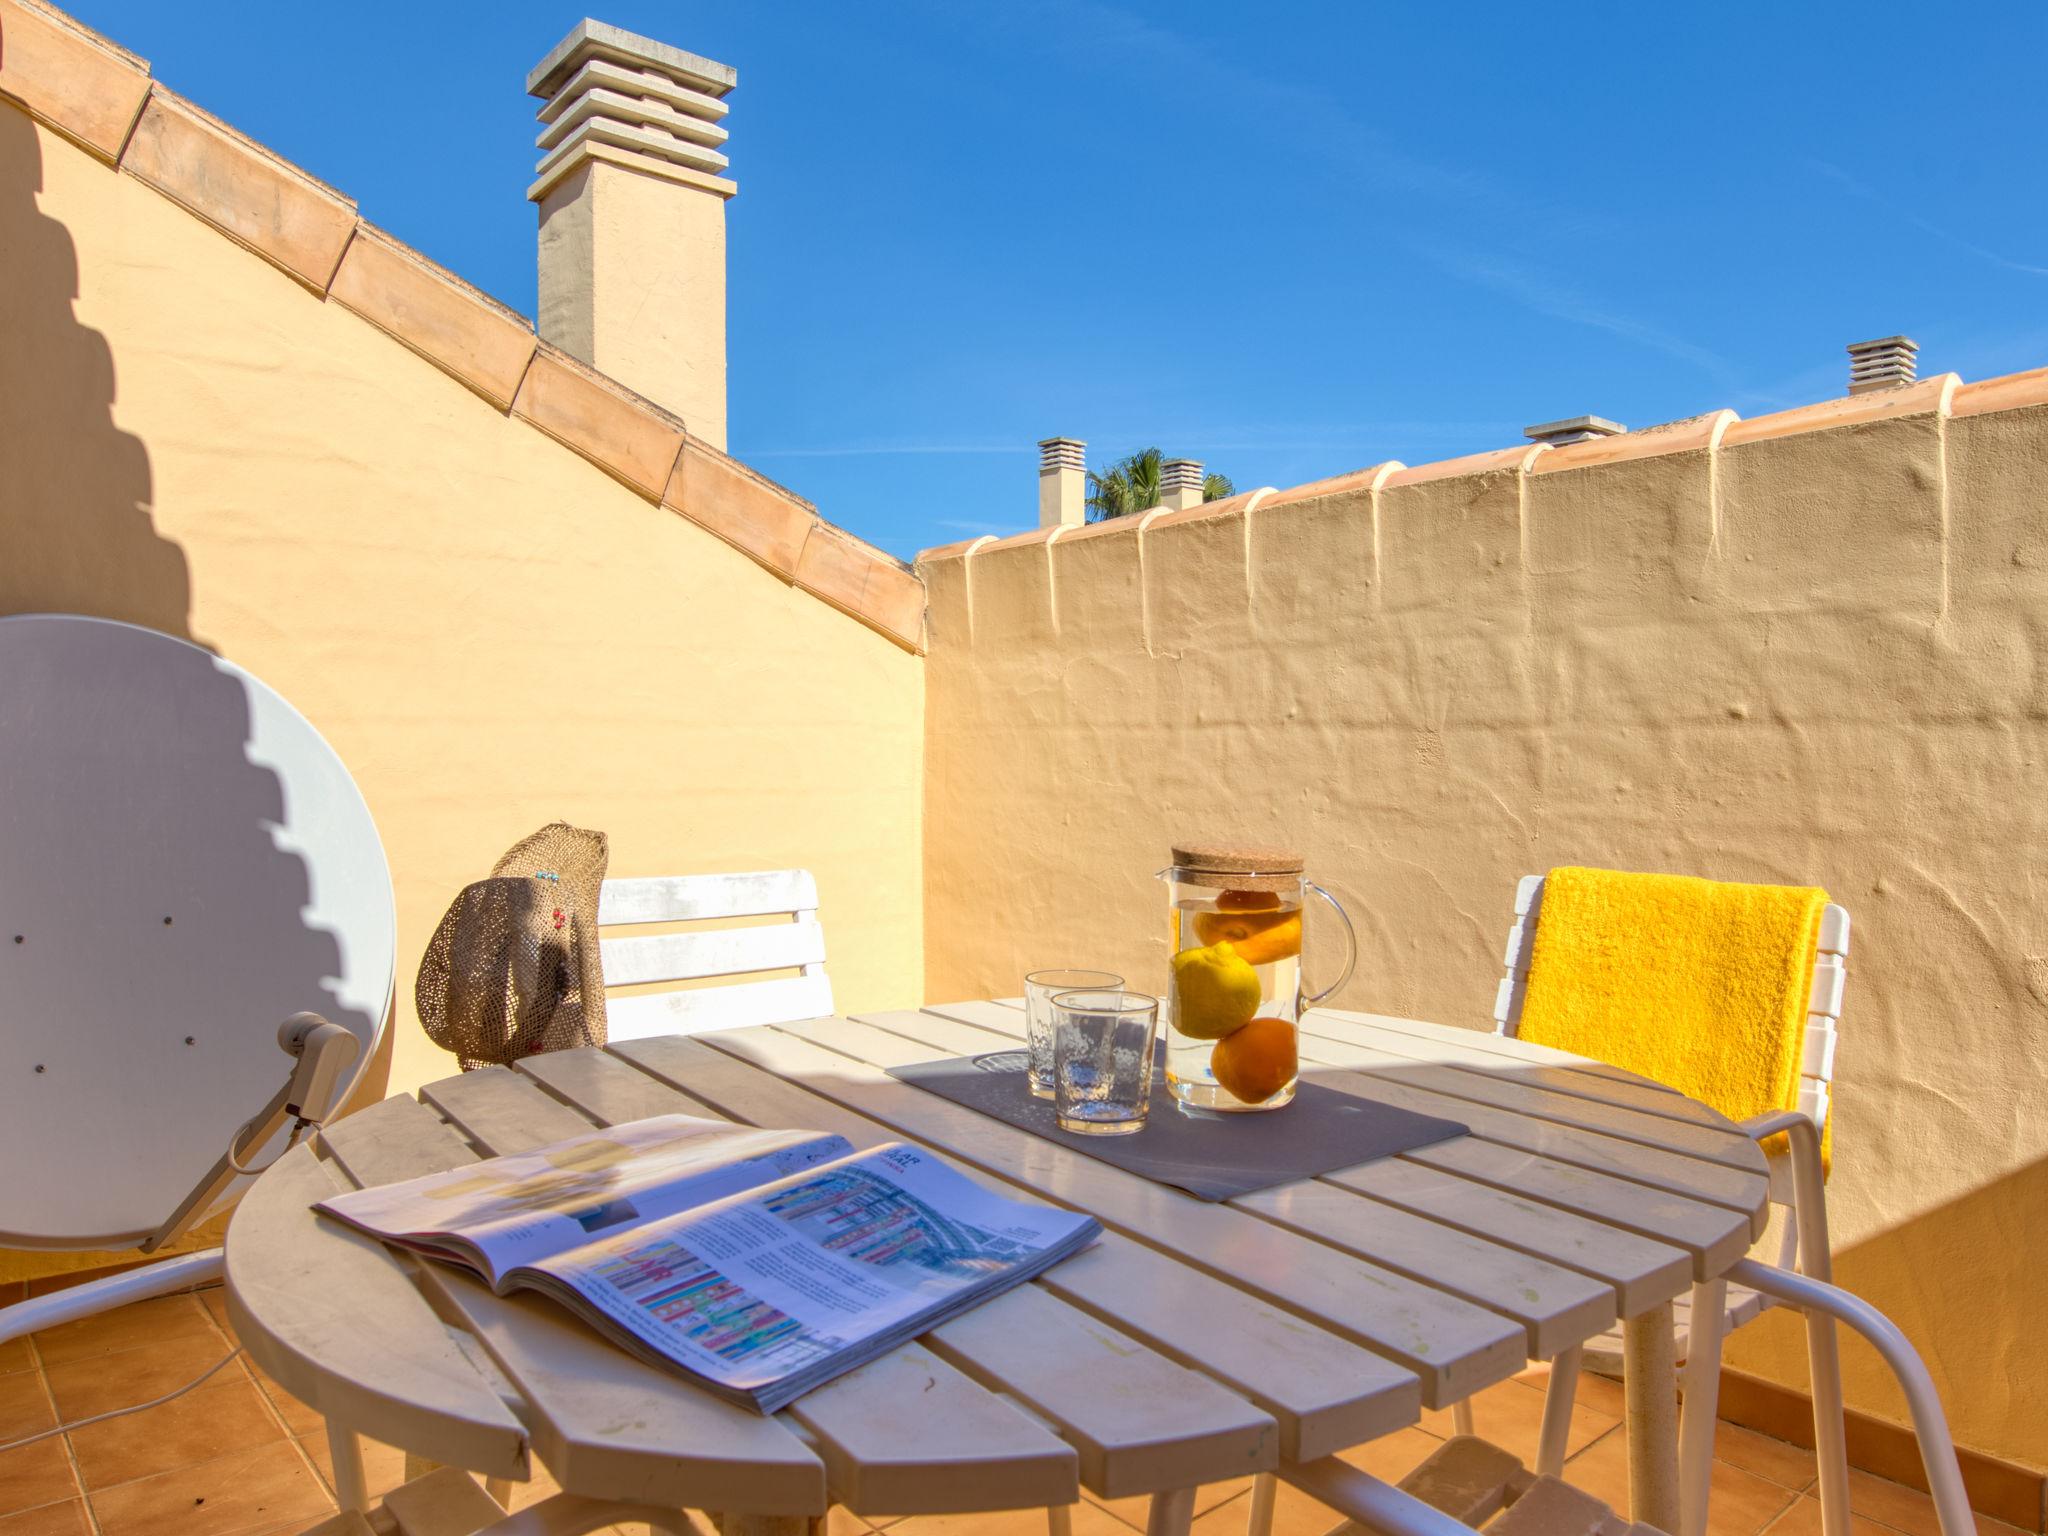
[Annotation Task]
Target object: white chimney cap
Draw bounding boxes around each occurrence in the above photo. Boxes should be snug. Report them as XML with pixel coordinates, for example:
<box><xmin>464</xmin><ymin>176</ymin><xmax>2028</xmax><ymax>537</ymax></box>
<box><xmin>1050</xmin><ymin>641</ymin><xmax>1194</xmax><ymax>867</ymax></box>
<box><xmin>529</xmin><ymin>18</ymin><xmax>736</xmax><ymax>101</ymax></box>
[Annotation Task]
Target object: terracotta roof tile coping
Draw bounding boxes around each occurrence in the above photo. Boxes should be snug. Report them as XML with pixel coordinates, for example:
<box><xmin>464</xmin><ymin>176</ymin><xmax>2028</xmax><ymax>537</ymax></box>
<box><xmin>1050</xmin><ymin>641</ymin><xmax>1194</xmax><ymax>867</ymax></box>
<box><xmin>1262</xmin><ymin>462</ymin><xmax>1403</xmax><ymax>508</ymax></box>
<box><xmin>328</xmin><ymin>223</ymin><xmax>538</xmax><ymax>410</ymax></box>
<box><xmin>121</xmin><ymin>87</ymin><xmax>357</xmax><ymax>291</ymax></box>
<box><xmin>1953</xmin><ymin>367</ymin><xmax>2048</xmax><ymax>419</ymax></box>
<box><xmin>795</xmin><ymin>524</ymin><xmax>926</xmax><ymax>651</ymax></box>
<box><xmin>0</xmin><ymin>0</ymin><xmax>923</xmax><ymax>654</ymax></box>
<box><xmin>1383</xmin><ymin>442</ymin><xmax>1548</xmax><ymax>487</ymax></box>
<box><xmin>1144</xmin><ymin>489</ymin><xmax>1257</xmax><ymax>530</ymax></box>
<box><xmin>1530</xmin><ymin>410</ymin><xmax>1737</xmax><ymax>474</ymax></box>
<box><xmin>0</xmin><ymin>0</ymin><xmax>149</xmax><ymax>160</ymax></box>
<box><xmin>511</xmin><ymin>343</ymin><xmax>686</xmax><ymax>501</ymax></box>
<box><xmin>662</xmin><ymin>438</ymin><xmax>817</xmax><ymax>580</ymax></box>
<box><xmin>916</xmin><ymin>534</ymin><xmax>996</xmax><ymax>563</ymax></box>
<box><xmin>1721</xmin><ymin>375</ymin><xmax>1959</xmax><ymax>448</ymax></box>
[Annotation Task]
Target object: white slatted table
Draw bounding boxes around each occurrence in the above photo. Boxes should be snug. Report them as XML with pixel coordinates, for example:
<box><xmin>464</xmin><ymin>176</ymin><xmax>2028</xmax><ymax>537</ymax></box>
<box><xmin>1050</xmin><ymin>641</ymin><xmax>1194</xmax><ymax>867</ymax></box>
<box><xmin>224</xmin><ymin>1002</ymin><xmax>1768</xmax><ymax>1535</ymax></box>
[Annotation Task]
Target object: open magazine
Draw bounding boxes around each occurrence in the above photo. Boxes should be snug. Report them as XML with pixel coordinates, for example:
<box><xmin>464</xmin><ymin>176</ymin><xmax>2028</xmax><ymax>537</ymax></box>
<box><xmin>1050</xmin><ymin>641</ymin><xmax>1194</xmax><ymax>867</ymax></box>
<box><xmin>316</xmin><ymin>1113</ymin><xmax>1101</xmax><ymax>1413</ymax></box>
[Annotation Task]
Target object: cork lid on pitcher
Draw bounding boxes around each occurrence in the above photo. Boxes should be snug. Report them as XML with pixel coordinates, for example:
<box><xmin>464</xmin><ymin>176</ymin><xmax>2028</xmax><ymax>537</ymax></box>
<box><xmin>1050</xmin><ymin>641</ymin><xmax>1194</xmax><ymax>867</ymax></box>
<box><xmin>1170</xmin><ymin>842</ymin><xmax>1303</xmax><ymax>893</ymax></box>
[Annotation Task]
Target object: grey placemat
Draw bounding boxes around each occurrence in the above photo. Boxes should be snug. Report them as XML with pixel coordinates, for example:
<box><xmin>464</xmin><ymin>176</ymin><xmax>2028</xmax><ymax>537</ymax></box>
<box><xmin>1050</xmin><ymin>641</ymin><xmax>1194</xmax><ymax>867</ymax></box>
<box><xmin>887</xmin><ymin>1051</ymin><xmax>1468</xmax><ymax>1201</ymax></box>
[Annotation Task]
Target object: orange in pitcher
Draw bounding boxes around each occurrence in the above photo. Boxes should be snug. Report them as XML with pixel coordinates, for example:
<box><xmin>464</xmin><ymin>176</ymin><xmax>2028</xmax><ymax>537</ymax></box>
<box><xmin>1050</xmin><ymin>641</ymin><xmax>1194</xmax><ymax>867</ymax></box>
<box><xmin>1210</xmin><ymin>1017</ymin><xmax>1298</xmax><ymax>1105</ymax></box>
<box><xmin>1193</xmin><ymin>905</ymin><xmax>1303</xmax><ymax>966</ymax></box>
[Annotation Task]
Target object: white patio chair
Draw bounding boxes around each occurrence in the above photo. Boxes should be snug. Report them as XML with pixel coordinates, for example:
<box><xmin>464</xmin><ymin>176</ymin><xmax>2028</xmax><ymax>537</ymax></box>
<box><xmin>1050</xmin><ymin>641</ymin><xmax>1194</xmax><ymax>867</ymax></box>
<box><xmin>596</xmin><ymin>869</ymin><xmax>833</xmax><ymax>1040</ymax></box>
<box><xmin>1486</xmin><ymin>874</ymin><xmax>1854</xmax><ymax>1536</ymax></box>
<box><xmin>0</xmin><ymin>615</ymin><xmax>393</xmax><ymax>1351</ymax></box>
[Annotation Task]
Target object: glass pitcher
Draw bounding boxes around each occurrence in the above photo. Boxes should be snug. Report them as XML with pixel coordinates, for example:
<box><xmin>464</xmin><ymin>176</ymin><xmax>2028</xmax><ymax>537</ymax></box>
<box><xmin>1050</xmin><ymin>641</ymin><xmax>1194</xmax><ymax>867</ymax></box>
<box><xmin>1158</xmin><ymin>844</ymin><xmax>1356</xmax><ymax>1111</ymax></box>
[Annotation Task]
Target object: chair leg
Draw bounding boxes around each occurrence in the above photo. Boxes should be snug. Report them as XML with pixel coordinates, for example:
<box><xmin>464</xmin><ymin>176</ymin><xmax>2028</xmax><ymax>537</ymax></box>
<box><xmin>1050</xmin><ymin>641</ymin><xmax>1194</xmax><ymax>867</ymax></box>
<box><xmin>1807</xmin><ymin>1305</ymin><xmax>1852</xmax><ymax>1536</ymax></box>
<box><xmin>1146</xmin><ymin>1487</ymin><xmax>1197</xmax><ymax>1536</ymax></box>
<box><xmin>1450</xmin><ymin>1399</ymin><xmax>1476</xmax><ymax>1436</ymax></box>
<box><xmin>324</xmin><ymin>1418</ymin><xmax>370</xmax><ymax>1513</ymax></box>
<box><xmin>1536</xmin><ymin>1345</ymin><xmax>1582</xmax><ymax>1477</ymax></box>
<box><xmin>1677</xmin><ymin>1281</ymin><xmax>1727</xmax><ymax>1536</ymax></box>
<box><xmin>1246</xmin><ymin>1471</ymin><xmax>1278</xmax><ymax>1535</ymax></box>
<box><xmin>1048</xmin><ymin>1504</ymin><xmax>1074</xmax><ymax>1536</ymax></box>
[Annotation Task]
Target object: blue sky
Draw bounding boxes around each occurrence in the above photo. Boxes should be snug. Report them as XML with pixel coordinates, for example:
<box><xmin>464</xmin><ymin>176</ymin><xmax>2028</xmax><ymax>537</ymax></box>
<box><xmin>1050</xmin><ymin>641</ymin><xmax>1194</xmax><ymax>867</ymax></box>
<box><xmin>67</xmin><ymin>2</ymin><xmax>2048</xmax><ymax>561</ymax></box>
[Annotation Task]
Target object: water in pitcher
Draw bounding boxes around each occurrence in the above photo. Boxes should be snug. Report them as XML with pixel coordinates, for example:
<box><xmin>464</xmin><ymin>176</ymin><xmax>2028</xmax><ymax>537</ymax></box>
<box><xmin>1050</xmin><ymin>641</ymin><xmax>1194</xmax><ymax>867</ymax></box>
<box><xmin>1166</xmin><ymin>888</ymin><xmax>1302</xmax><ymax>1110</ymax></box>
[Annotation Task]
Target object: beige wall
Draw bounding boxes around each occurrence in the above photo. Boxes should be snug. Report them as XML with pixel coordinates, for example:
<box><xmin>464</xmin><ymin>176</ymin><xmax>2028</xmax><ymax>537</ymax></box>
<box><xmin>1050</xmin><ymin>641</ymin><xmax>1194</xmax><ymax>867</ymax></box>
<box><xmin>920</xmin><ymin>389</ymin><xmax>2048</xmax><ymax>1468</ymax></box>
<box><xmin>0</xmin><ymin>111</ymin><xmax>923</xmax><ymax>1143</ymax></box>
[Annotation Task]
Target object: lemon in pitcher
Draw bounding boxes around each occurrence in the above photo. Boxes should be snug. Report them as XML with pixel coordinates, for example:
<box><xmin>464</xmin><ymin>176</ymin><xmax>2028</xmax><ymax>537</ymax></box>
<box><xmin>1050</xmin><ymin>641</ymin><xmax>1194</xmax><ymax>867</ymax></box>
<box><xmin>1169</xmin><ymin>941</ymin><xmax>1261</xmax><ymax>1040</ymax></box>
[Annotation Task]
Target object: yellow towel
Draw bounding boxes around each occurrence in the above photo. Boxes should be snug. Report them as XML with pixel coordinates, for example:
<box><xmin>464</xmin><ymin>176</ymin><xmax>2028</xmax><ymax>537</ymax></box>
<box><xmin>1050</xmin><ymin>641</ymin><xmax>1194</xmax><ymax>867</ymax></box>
<box><xmin>1517</xmin><ymin>866</ymin><xmax>1829</xmax><ymax>1171</ymax></box>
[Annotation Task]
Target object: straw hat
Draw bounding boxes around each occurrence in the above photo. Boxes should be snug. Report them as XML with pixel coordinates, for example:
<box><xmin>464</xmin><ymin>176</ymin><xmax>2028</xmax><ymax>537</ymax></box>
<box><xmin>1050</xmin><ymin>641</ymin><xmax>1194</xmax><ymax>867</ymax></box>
<box><xmin>416</xmin><ymin>823</ymin><xmax>609</xmax><ymax>1070</ymax></box>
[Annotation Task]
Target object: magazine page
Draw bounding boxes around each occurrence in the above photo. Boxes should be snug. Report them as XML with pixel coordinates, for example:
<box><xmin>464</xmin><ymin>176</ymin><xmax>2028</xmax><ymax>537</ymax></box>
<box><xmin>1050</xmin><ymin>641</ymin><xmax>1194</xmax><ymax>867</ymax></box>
<box><xmin>318</xmin><ymin>1114</ymin><xmax>855</xmax><ymax>1283</ymax></box>
<box><xmin>526</xmin><ymin>1141</ymin><xmax>1099</xmax><ymax>1409</ymax></box>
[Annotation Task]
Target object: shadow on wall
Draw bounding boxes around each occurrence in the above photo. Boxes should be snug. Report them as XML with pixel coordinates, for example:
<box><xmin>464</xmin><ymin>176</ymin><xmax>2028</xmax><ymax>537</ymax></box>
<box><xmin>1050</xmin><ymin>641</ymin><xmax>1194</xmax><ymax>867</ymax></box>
<box><xmin>0</xmin><ymin>106</ymin><xmax>185</xmax><ymax>636</ymax></box>
<box><xmin>0</xmin><ymin>108</ymin><xmax>392</xmax><ymax>1278</ymax></box>
<box><xmin>1728</xmin><ymin>1149</ymin><xmax>2048</xmax><ymax>1471</ymax></box>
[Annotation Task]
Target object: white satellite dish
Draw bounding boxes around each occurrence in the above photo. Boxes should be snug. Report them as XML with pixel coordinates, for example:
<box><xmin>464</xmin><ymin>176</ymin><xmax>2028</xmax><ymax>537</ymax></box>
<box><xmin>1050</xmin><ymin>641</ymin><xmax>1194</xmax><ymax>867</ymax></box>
<box><xmin>0</xmin><ymin>615</ymin><xmax>394</xmax><ymax>1251</ymax></box>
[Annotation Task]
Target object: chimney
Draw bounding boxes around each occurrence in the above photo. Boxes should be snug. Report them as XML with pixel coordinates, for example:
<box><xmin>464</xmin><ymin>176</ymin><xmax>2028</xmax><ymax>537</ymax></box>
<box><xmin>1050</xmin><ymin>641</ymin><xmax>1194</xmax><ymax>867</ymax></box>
<box><xmin>1159</xmin><ymin>458</ymin><xmax>1205</xmax><ymax>511</ymax></box>
<box><xmin>528</xmin><ymin>21</ymin><xmax>737</xmax><ymax>449</ymax></box>
<box><xmin>1847</xmin><ymin>335</ymin><xmax>1918</xmax><ymax>395</ymax></box>
<box><xmin>1523</xmin><ymin>415</ymin><xmax>1626</xmax><ymax>448</ymax></box>
<box><xmin>1038</xmin><ymin>438</ymin><xmax>1086</xmax><ymax>528</ymax></box>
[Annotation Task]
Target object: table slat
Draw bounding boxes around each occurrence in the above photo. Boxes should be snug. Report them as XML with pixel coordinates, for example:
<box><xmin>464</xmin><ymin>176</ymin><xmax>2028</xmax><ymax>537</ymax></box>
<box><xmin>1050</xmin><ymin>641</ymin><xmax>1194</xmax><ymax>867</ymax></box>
<box><xmin>855</xmin><ymin>1008</ymin><xmax>1617</xmax><ymax>1357</ymax></box>
<box><xmin>1402</xmin><ymin>1136</ymin><xmax>1756</xmax><ymax>1280</ymax></box>
<box><xmin>1230</xmin><ymin>1182</ymin><xmax>1613</xmax><ymax>1358</ymax></box>
<box><xmin>1323</xmin><ymin>1159</ymin><xmax>1692</xmax><ymax>1315</ymax></box>
<box><xmin>1293</xmin><ymin>1020</ymin><xmax>1761</xmax><ymax>1165</ymax></box>
<box><xmin>223</xmin><ymin>1136</ymin><xmax>529</xmax><ymax>1480</ymax></box>
<box><xmin>1291</xmin><ymin>1034</ymin><xmax>1770</xmax><ymax>1221</ymax></box>
<box><xmin>419</xmin><ymin>1067</ymin><xmax>594</xmax><ymax>1152</ymax></box>
<box><xmin>1315</xmin><ymin>1005</ymin><xmax>1675</xmax><ymax>1090</ymax></box>
<box><xmin>698</xmin><ymin>1018</ymin><xmax>1529</xmax><ymax>1407</ymax></box>
<box><xmin>516</xmin><ymin>1048</ymin><xmax>1281</xmax><ymax>1495</ymax></box>
<box><xmin>899</xmin><ymin>1003</ymin><xmax>1761</xmax><ymax>1261</ymax></box>
<box><xmin>319</xmin><ymin>1095</ymin><xmax>831</xmax><ymax>1516</ymax></box>
<box><xmin>414</xmin><ymin>1064</ymin><xmax>1081</xmax><ymax>1513</ymax></box>
<box><xmin>610</xmin><ymin>1035</ymin><xmax>1422</xmax><ymax>1462</ymax></box>
<box><xmin>1299</xmin><ymin>1012</ymin><xmax>1727</xmax><ymax>1129</ymax></box>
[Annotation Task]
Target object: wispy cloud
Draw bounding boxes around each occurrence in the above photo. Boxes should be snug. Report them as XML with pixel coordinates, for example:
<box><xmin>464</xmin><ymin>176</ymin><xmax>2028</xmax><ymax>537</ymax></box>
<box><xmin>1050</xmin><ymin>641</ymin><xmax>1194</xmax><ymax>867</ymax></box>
<box><xmin>1420</xmin><ymin>244</ymin><xmax>1742</xmax><ymax>388</ymax></box>
<box><xmin>951</xmin><ymin>0</ymin><xmax>1732</xmax><ymax>384</ymax></box>
<box><xmin>1808</xmin><ymin>160</ymin><xmax>2048</xmax><ymax>278</ymax></box>
<box><xmin>933</xmin><ymin>518</ymin><xmax>1014</xmax><ymax>535</ymax></box>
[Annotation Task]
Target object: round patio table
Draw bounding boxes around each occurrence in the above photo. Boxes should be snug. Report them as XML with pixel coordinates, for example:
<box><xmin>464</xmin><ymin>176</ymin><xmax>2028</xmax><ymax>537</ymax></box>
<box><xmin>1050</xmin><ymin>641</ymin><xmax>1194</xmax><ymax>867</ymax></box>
<box><xmin>226</xmin><ymin>1000</ymin><xmax>1769</xmax><ymax>1535</ymax></box>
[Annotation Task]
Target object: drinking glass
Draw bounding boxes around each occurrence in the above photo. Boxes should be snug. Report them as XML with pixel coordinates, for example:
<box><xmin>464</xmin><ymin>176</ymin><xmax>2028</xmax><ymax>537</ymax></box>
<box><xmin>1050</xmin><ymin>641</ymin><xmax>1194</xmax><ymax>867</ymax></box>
<box><xmin>1051</xmin><ymin>989</ymin><xmax>1158</xmax><ymax>1136</ymax></box>
<box><xmin>1024</xmin><ymin>969</ymin><xmax>1122</xmax><ymax>1098</ymax></box>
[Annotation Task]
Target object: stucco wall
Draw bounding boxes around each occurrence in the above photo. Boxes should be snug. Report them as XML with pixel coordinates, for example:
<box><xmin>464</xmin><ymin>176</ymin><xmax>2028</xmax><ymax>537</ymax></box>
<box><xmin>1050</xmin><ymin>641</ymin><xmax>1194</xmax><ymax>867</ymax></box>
<box><xmin>920</xmin><ymin>384</ymin><xmax>2048</xmax><ymax>1467</ymax></box>
<box><xmin>0</xmin><ymin>110</ymin><xmax>924</xmax><ymax>1139</ymax></box>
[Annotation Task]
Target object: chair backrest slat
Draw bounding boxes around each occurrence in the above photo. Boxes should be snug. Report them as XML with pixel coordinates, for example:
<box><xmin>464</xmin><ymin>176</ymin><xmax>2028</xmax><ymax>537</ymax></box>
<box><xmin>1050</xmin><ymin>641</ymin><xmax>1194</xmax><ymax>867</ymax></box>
<box><xmin>597</xmin><ymin>869</ymin><xmax>832</xmax><ymax>1044</ymax></box>
<box><xmin>600</xmin><ymin>921</ymin><xmax>826</xmax><ymax>988</ymax></box>
<box><xmin>605</xmin><ymin>973</ymin><xmax>835</xmax><ymax>1040</ymax></box>
<box><xmin>598</xmin><ymin>870</ymin><xmax>820</xmax><ymax>927</ymax></box>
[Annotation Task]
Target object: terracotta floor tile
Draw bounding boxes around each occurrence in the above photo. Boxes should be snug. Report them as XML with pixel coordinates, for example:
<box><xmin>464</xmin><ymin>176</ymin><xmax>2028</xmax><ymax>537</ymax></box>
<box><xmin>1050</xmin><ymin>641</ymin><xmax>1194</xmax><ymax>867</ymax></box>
<box><xmin>87</xmin><ymin>1440</ymin><xmax>332</xmax><ymax>1536</ymax></box>
<box><xmin>1562</xmin><ymin>1425</ymin><xmax>1800</xmax><ymax>1536</ymax></box>
<box><xmin>889</xmin><ymin>1502</ymin><xmax>1133</xmax><ymax>1534</ymax></box>
<box><xmin>0</xmin><ymin>1376</ymin><xmax>54</xmax><ymax>1445</ymax></box>
<box><xmin>1714</xmin><ymin>1422</ymin><xmax>1818</xmax><ymax>1493</ymax></box>
<box><xmin>297</xmin><ymin>1432</ymin><xmax>407</xmax><ymax>1506</ymax></box>
<box><xmin>30</xmin><ymin>1294</ymin><xmax>214</xmax><ymax>1368</ymax></box>
<box><xmin>42</xmin><ymin>1331</ymin><xmax>245</xmax><ymax>1422</ymax></box>
<box><xmin>1417</xmin><ymin>1378</ymin><xmax>1617</xmax><ymax>1464</ymax></box>
<box><xmin>249</xmin><ymin>1366</ymin><xmax>326</xmax><ymax>1439</ymax></box>
<box><xmin>0</xmin><ymin>1340</ymin><xmax>31</xmax><ymax>1380</ymax></box>
<box><xmin>198</xmin><ymin>1286</ymin><xmax>234</xmax><ymax>1335</ymax></box>
<box><xmin>0</xmin><ymin>1439</ymin><xmax>77</xmax><ymax>1520</ymax></box>
<box><xmin>0</xmin><ymin>1500</ymin><xmax>91</xmax><ymax>1535</ymax></box>
<box><xmin>1842</xmin><ymin>1467</ymin><xmax>2032</xmax><ymax>1536</ymax></box>
<box><xmin>1759</xmin><ymin>1493</ymin><xmax>1910</xmax><ymax>1536</ymax></box>
<box><xmin>1338</xmin><ymin>1426</ymin><xmax>1445</xmax><ymax>1482</ymax></box>
<box><xmin>68</xmin><ymin>1374</ymin><xmax>286</xmax><ymax>1491</ymax></box>
<box><xmin>1084</xmin><ymin>1477</ymin><xmax>1251</xmax><ymax>1527</ymax></box>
